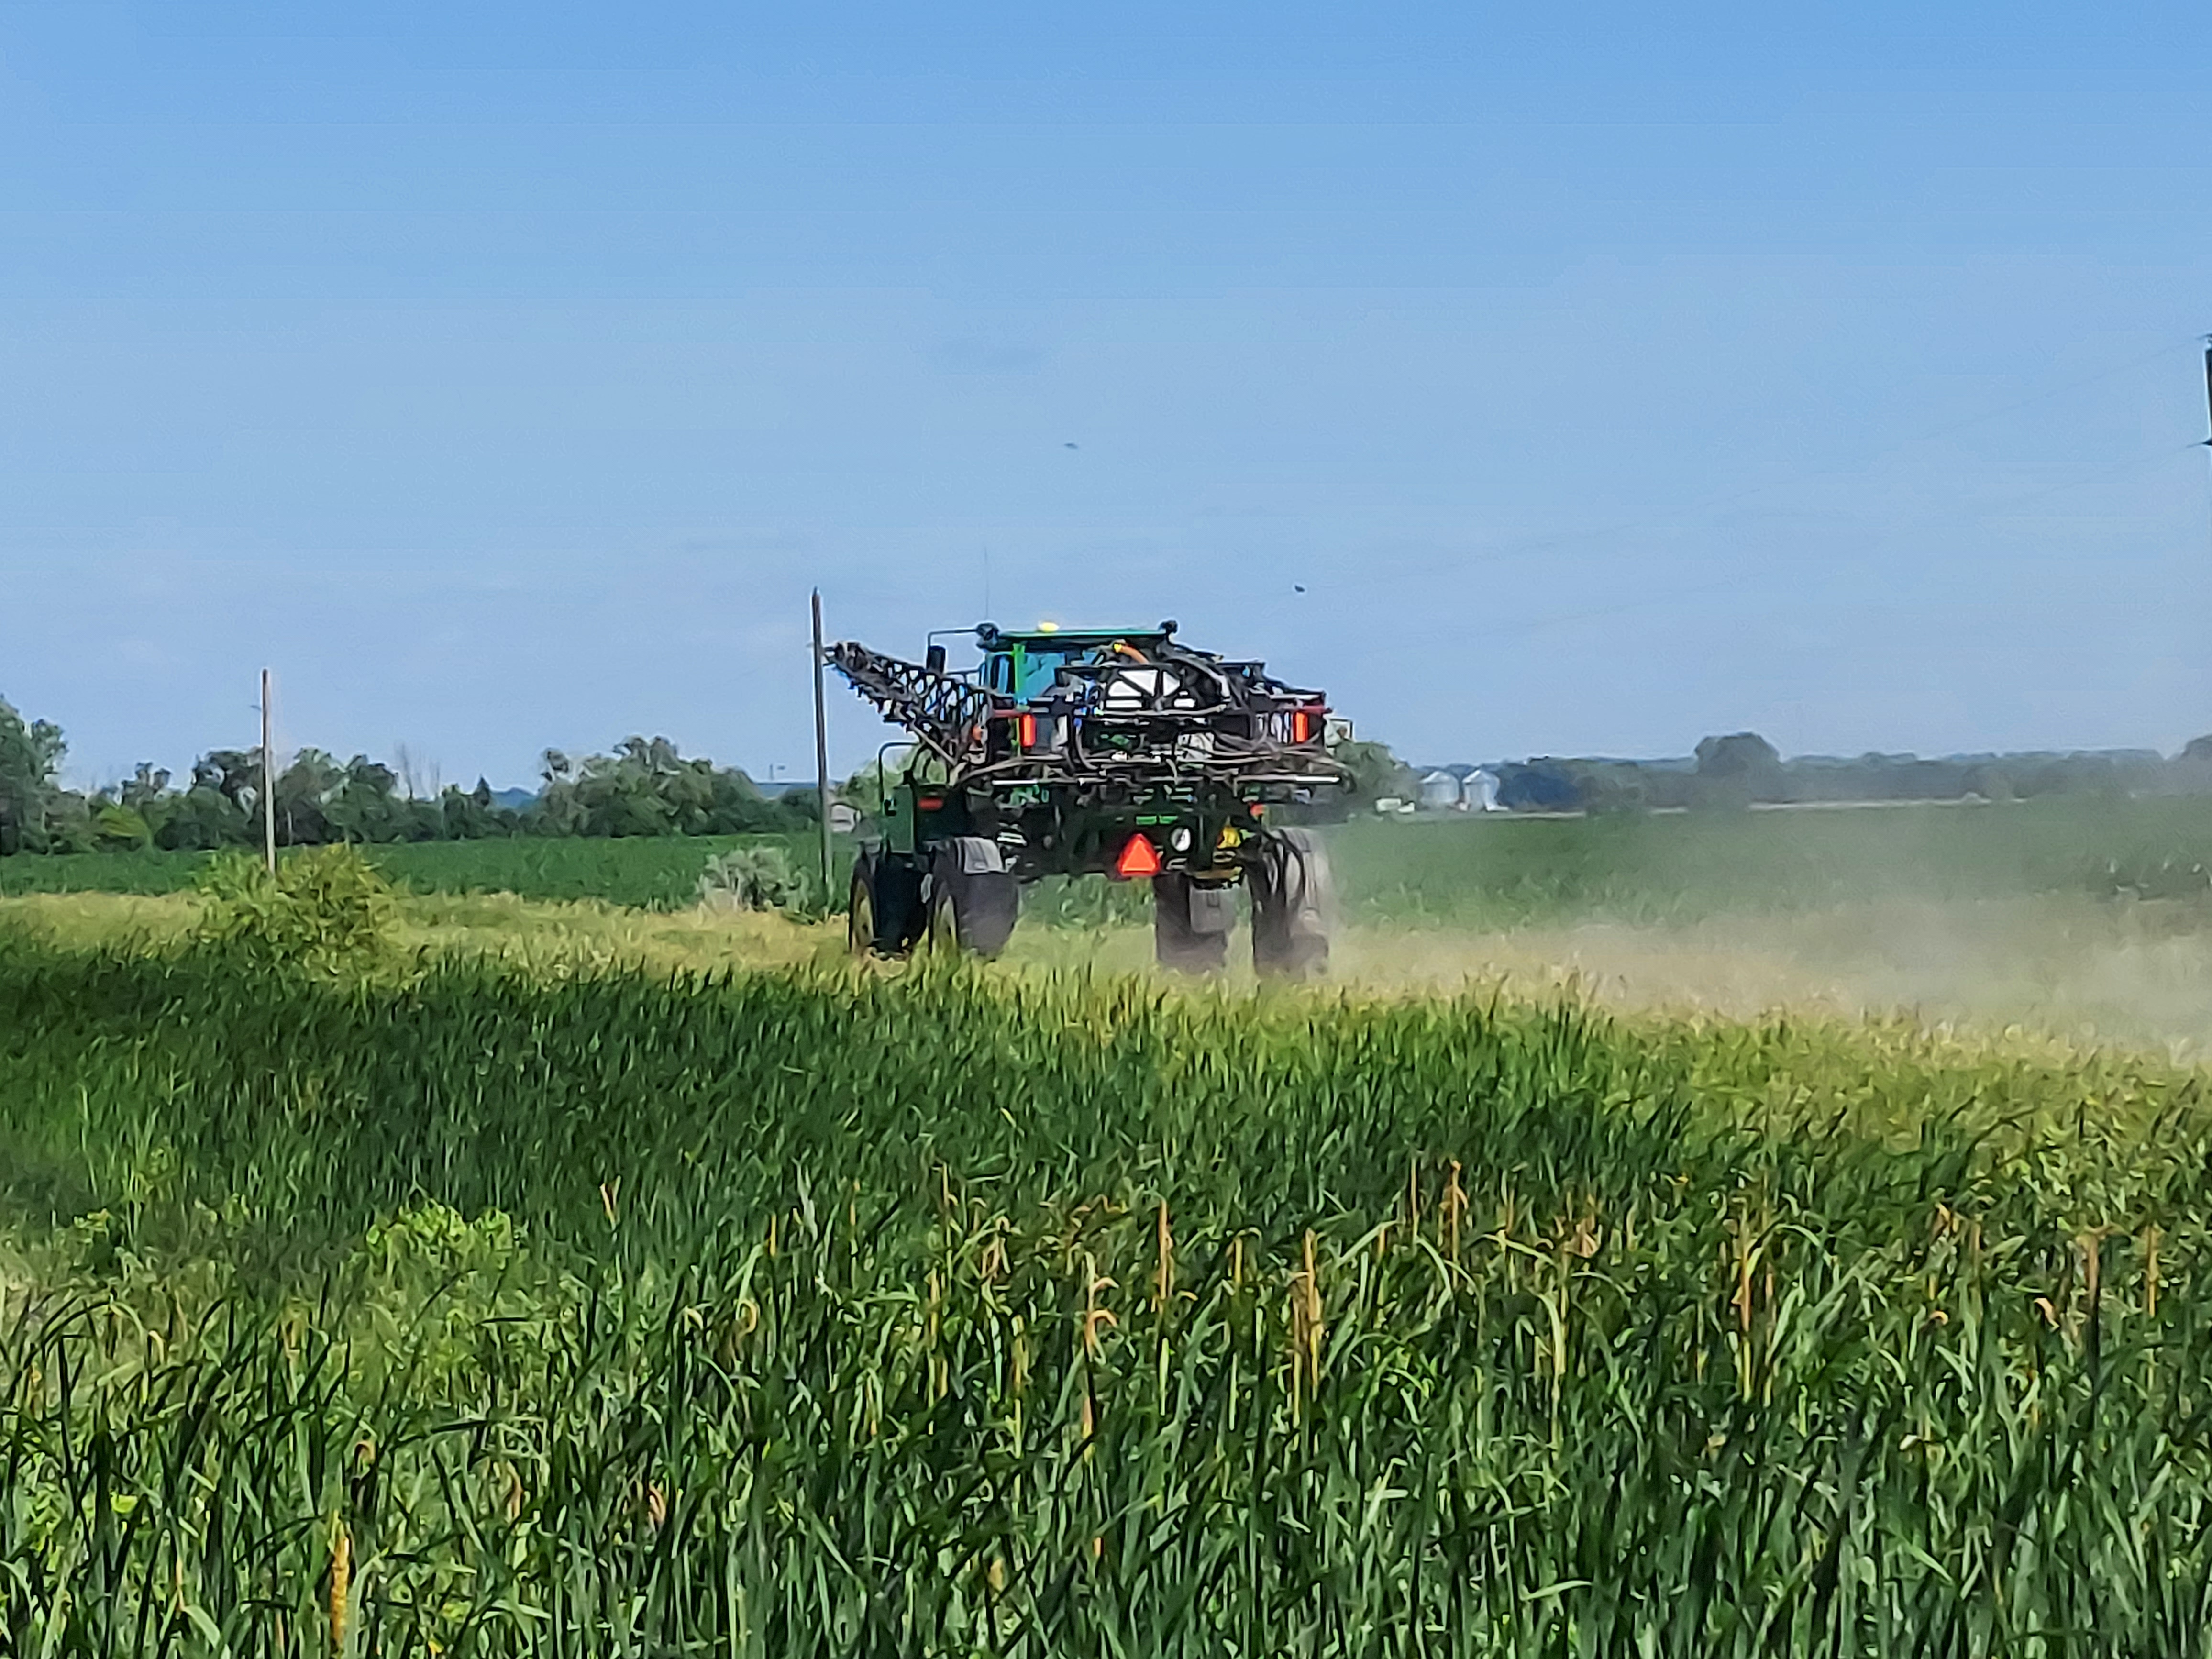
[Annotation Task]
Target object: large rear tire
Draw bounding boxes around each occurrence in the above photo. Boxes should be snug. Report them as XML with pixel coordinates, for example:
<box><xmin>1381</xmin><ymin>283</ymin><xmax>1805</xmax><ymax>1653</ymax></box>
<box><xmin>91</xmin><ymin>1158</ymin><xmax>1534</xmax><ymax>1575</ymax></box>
<box><xmin>1152</xmin><ymin>873</ymin><xmax>1232</xmax><ymax>973</ymax></box>
<box><xmin>1250</xmin><ymin>828</ymin><xmax>1332</xmax><ymax>979</ymax></box>
<box><xmin>924</xmin><ymin>839</ymin><xmax>1021</xmax><ymax>958</ymax></box>
<box><xmin>918</xmin><ymin>882</ymin><xmax>962</xmax><ymax>955</ymax></box>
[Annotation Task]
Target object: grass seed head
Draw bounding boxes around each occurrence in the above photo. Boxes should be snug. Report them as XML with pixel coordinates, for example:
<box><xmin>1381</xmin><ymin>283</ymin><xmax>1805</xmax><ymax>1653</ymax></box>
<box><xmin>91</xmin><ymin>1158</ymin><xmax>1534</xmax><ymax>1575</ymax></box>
<box><xmin>328</xmin><ymin>1517</ymin><xmax>350</xmax><ymax>1656</ymax></box>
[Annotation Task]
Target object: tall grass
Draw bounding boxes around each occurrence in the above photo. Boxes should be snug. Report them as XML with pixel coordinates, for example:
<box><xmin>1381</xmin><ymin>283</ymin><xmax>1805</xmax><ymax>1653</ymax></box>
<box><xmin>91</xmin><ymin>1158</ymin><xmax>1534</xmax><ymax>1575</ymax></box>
<box><xmin>6</xmin><ymin>933</ymin><xmax>2212</xmax><ymax>1652</ymax></box>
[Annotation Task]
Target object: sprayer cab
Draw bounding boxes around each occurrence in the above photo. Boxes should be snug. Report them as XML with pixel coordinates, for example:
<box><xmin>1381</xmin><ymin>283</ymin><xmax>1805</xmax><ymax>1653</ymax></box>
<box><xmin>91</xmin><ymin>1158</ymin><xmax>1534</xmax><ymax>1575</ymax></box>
<box><xmin>829</xmin><ymin>617</ymin><xmax>1347</xmax><ymax>976</ymax></box>
<box><xmin>977</xmin><ymin>621</ymin><xmax>1174</xmax><ymax>697</ymax></box>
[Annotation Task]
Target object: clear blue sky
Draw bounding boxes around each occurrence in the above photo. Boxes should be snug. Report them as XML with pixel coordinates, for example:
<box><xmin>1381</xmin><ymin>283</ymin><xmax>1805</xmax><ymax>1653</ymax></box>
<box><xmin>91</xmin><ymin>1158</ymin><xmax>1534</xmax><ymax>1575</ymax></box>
<box><xmin>3</xmin><ymin>1</ymin><xmax>2209</xmax><ymax>787</ymax></box>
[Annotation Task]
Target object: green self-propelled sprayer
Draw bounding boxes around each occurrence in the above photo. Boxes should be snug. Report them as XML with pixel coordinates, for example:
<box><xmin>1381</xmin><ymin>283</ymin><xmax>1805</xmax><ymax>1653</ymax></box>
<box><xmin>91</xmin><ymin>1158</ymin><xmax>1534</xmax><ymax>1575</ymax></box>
<box><xmin>829</xmin><ymin>619</ymin><xmax>1350</xmax><ymax>975</ymax></box>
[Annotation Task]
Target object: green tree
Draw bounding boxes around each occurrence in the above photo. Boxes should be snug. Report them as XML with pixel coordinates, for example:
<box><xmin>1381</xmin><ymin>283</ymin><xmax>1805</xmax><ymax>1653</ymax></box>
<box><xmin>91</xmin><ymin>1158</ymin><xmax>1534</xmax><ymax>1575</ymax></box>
<box><xmin>104</xmin><ymin>763</ymin><xmax>177</xmax><ymax>845</ymax></box>
<box><xmin>1570</xmin><ymin>760</ymin><xmax>1649</xmax><ymax>815</ymax></box>
<box><xmin>1331</xmin><ymin>739</ymin><xmax>1418</xmax><ymax>809</ymax></box>
<box><xmin>531</xmin><ymin>737</ymin><xmax>809</xmax><ymax>839</ymax></box>
<box><xmin>837</xmin><ymin>749</ymin><xmax>919</xmax><ymax>821</ymax></box>
<box><xmin>273</xmin><ymin>747</ymin><xmax>346</xmax><ymax>846</ymax></box>
<box><xmin>1691</xmin><ymin>730</ymin><xmax>1783</xmax><ymax>811</ymax></box>
<box><xmin>93</xmin><ymin>803</ymin><xmax>155</xmax><ymax>849</ymax></box>
<box><xmin>0</xmin><ymin>695</ymin><xmax>67</xmax><ymax>854</ymax></box>
<box><xmin>153</xmin><ymin>750</ymin><xmax>264</xmax><ymax>851</ymax></box>
<box><xmin>323</xmin><ymin>756</ymin><xmax>403</xmax><ymax>841</ymax></box>
<box><xmin>434</xmin><ymin>779</ymin><xmax>513</xmax><ymax>840</ymax></box>
<box><xmin>158</xmin><ymin>784</ymin><xmax>253</xmax><ymax>851</ymax></box>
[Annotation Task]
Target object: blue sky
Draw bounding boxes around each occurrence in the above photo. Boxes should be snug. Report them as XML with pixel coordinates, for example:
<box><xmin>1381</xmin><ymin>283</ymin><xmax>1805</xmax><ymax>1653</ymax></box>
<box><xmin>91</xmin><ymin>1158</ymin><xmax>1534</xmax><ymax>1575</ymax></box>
<box><xmin>2</xmin><ymin>1</ymin><xmax>2209</xmax><ymax>787</ymax></box>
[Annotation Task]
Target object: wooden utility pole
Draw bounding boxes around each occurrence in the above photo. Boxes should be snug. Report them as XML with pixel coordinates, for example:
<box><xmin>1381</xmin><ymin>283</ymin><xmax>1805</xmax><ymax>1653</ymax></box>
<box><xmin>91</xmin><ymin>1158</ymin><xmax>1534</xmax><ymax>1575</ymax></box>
<box><xmin>811</xmin><ymin>590</ymin><xmax>834</xmax><ymax>903</ymax></box>
<box><xmin>259</xmin><ymin>668</ymin><xmax>276</xmax><ymax>874</ymax></box>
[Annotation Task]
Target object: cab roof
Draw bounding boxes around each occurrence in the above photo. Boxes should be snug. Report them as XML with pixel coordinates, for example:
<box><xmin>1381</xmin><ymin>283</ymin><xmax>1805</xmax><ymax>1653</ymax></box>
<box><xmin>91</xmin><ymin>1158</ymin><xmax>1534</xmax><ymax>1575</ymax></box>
<box><xmin>977</xmin><ymin>620</ymin><xmax>1176</xmax><ymax>647</ymax></box>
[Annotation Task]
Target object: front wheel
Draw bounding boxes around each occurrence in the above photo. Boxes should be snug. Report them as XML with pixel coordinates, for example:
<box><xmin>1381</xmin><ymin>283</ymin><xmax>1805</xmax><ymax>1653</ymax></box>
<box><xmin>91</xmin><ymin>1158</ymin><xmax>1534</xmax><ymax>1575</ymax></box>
<box><xmin>847</xmin><ymin>857</ymin><xmax>878</xmax><ymax>957</ymax></box>
<box><xmin>848</xmin><ymin>850</ymin><xmax>926</xmax><ymax>956</ymax></box>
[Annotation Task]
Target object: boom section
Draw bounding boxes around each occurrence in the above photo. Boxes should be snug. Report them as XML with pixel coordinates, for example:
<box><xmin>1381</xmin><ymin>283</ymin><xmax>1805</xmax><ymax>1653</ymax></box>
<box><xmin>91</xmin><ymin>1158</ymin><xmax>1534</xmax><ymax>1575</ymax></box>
<box><xmin>826</xmin><ymin>641</ymin><xmax>1001</xmax><ymax>768</ymax></box>
<box><xmin>829</xmin><ymin>627</ymin><xmax>1347</xmax><ymax>792</ymax></box>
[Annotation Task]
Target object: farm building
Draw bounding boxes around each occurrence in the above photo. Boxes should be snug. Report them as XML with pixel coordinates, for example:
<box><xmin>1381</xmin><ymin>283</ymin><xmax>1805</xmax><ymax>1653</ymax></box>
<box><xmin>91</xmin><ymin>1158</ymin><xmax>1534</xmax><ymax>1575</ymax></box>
<box><xmin>1419</xmin><ymin>770</ymin><xmax>1464</xmax><ymax>810</ymax></box>
<box><xmin>1413</xmin><ymin>766</ymin><xmax>1503</xmax><ymax>811</ymax></box>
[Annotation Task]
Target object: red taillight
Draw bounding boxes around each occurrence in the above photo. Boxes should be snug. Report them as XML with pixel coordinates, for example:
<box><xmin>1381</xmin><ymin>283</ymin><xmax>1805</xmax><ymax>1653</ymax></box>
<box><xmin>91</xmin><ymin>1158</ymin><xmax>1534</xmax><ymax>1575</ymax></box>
<box><xmin>1112</xmin><ymin>833</ymin><xmax>1161</xmax><ymax>879</ymax></box>
<box><xmin>1017</xmin><ymin>713</ymin><xmax>1038</xmax><ymax>748</ymax></box>
<box><xmin>1291</xmin><ymin>710</ymin><xmax>1312</xmax><ymax>744</ymax></box>
<box><xmin>917</xmin><ymin>796</ymin><xmax>944</xmax><ymax>811</ymax></box>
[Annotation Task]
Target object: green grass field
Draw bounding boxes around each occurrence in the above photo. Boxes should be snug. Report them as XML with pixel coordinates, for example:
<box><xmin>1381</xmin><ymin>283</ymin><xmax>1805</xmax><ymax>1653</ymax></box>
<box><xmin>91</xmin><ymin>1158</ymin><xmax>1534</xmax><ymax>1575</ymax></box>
<box><xmin>8</xmin><ymin>795</ymin><xmax>2211</xmax><ymax>924</ymax></box>
<box><xmin>5</xmin><ymin>930</ymin><xmax>2212</xmax><ymax>1652</ymax></box>
<box><xmin>0</xmin><ymin>831</ymin><xmax>843</xmax><ymax>909</ymax></box>
<box><xmin>10</xmin><ymin>803</ymin><xmax>2212</xmax><ymax>1651</ymax></box>
<box><xmin>1328</xmin><ymin>794</ymin><xmax>2212</xmax><ymax>926</ymax></box>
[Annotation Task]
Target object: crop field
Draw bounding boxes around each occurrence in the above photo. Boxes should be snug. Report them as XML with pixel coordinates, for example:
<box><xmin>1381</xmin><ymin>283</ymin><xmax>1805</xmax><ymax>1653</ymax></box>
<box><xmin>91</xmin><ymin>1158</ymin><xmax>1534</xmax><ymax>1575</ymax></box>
<box><xmin>8</xmin><ymin>794</ymin><xmax>2212</xmax><ymax>923</ymax></box>
<box><xmin>0</xmin><ymin>832</ymin><xmax>843</xmax><ymax>911</ymax></box>
<box><xmin>8</xmin><ymin>805</ymin><xmax>2212</xmax><ymax>1652</ymax></box>
<box><xmin>1328</xmin><ymin>795</ymin><xmax>2212</xmax><ymax>927</ymax></box>
<box><xmin>1</xmin><ymin>929</ymin><xmax>2211</xmax><ymax>1650</ymax></box>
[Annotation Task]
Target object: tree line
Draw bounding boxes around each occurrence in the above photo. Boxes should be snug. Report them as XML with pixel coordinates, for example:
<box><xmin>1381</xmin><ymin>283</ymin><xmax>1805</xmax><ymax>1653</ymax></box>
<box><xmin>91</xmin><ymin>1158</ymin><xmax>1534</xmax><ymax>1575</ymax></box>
<box><xmin>1491</xmin><ymin>731</ymin><xmax>2212</xmax><ymax>814</ymax></box>
<box><xmin>0</xmin><ymin>696</ymin><xmax>815</xmax><ymax>856</ymax></box>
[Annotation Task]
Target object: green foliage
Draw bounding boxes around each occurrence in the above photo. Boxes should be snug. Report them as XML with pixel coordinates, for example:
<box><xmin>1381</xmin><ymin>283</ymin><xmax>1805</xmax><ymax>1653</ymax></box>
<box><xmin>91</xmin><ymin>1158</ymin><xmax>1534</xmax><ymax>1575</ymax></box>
<box><xmin>1</xmin><ymin>693</ymin><xmax>823</xmax><ymax>863</ymax></box>
<box><xmin>0</xmin><ymin>831</ymin><xmax>855</xmax><ymax>908</ymax></box>
<box><xmin>5</xmin><ymin>940</ymin><xmax>2212</xmax><ymax>1649</ymax></box>
<box><xmin>1329</xmin><ymin>796</ymin><xmax>2212</xmax><ymax>928</ymax></box>
<box><xmin>0</xmin><ymin>694</ymin><xmax>66</xmax><ymax>853</ymax></box>
<box><xmin>0</xmin><ymin>845</ymin><xmax>218</xmax><ymax>897</ymax></box>
<box><xmin>26</xmin><ymin>796</ymin><xmax>2212</xmax><ymax>942</ymax></box>
<box><xmin>696</xmin><ymin>842</ymin><xmax>811</xmax><ymax>913</ymax></box>
<box><xmin>1017</xmin><ymin>869</ymin><xmax>1154</xmax><ymax>927</ymax></box>
<box><xmin>1687</xmin><ymin>730</ymin><xmax>1783</xmax><ymax>811</ymax></box>
<box><xmin>1693</xmin><ymin>729</ymin><xmax>1781</xmax><ymax>778</ymax></box>
<box><xmin>357</xmin><ymin>832</ymin><xmax>845</xmax><ymax>911</ymax></box>
<box><xmin>835</xmin><ymin>748</ymin><xmax>914</xmax><ymax>819</ymax></box>
<box><xmin>92</xmin><ymin>804</ymin><xmax>152</xmax><ymax>850</ymax></box>
<box><xmin>1331</xmin><ymin>736</ymin><xmax>1417</xmax><ymax>807</ymax></box>
<box><xmin>347</xmin><ymin>1200</ymin><xmax>561</xmax><ymax>1395</ymax></box>
<box><xmin>536</xmin><ymin>736</ymin><xmax>814</xmax><ymax>838</ymax></box>
<box><xmin>191</xmin><ymin>845</ymin><xmax>397</xmax><ymax>972</ymax></box>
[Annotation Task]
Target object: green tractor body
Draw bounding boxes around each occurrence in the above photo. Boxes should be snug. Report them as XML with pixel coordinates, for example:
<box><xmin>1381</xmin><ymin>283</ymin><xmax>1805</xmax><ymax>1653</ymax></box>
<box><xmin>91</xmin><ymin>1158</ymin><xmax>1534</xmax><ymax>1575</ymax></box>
<box><xmin>831</xmin><ymin>619</ymin><xmax>1347</xmax><ymax>974</ymax></box>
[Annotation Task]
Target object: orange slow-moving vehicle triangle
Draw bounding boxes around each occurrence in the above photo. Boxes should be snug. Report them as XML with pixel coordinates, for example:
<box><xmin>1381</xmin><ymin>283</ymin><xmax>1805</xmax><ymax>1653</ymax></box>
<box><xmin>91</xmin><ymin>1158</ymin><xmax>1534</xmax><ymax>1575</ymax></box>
<box><xmin>1114</xmin><ymin>833</ymin><xmax>1162</xmax><ymax>879</ymax></box>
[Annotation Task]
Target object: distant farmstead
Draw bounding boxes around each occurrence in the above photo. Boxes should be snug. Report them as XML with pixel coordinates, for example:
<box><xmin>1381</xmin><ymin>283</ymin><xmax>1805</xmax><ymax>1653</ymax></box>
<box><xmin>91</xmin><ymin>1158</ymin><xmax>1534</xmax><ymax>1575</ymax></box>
<box><xmin>1408</xmin><ymin>766</ymin><xmax>1503</xmax><ymax>812</ymax></box>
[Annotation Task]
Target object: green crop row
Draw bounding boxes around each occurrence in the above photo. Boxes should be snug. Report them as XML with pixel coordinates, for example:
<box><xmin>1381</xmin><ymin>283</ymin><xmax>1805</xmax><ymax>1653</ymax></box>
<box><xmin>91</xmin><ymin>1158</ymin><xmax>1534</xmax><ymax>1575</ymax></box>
<box><xmin>11</xmin><ymin>794</ymin><xmax>2212</xmax><ymax>927</ymax></box>
<box><xmin>0</xmin><ymin>832</ymin><xmax>847</xmax><ymax>911</ymax></box>
<box><xmin>1331</xmin><ymin>794</ymin><xmax>2212</xmax><ymax>928</ymax></box>
<box><xmin>5</xmin><ymin>938</ymin><xmax>2212</xmax><ymax>1653</ymax></box>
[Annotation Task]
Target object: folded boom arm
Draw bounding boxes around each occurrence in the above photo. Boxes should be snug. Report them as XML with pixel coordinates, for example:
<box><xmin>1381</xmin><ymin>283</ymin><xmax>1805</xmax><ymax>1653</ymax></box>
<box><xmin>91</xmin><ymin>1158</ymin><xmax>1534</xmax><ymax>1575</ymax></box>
<box><xmin>826</xmin><ymin>641</ymin><xmax>999</xmax><ymax>767</ymax></box>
